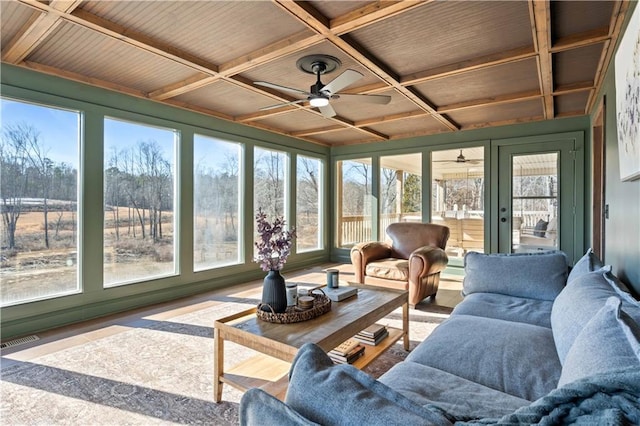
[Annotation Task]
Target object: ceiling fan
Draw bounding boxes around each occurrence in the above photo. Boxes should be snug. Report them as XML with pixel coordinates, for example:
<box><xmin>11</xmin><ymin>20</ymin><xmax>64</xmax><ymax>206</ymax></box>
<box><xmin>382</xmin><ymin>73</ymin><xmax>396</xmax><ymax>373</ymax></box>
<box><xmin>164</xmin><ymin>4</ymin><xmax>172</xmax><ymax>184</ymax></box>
<box><xmin>254</xmin><ymin>54</ymin><xmax>391</xmax><ymax>118</ymax></box>
<box><xmin>434</xmin><ymin>149</ymin><xmax>483</xmax><ymax>165</ymax></box>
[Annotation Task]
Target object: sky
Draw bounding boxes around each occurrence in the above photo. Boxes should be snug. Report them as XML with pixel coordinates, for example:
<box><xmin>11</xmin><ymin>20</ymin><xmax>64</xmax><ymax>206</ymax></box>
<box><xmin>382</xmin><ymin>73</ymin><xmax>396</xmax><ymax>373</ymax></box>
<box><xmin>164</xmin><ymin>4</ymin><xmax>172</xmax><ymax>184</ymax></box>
<box><xmin>1</xmin><ymin>97</ymin><xmax>241</xmax><ymax>173</ymax></box>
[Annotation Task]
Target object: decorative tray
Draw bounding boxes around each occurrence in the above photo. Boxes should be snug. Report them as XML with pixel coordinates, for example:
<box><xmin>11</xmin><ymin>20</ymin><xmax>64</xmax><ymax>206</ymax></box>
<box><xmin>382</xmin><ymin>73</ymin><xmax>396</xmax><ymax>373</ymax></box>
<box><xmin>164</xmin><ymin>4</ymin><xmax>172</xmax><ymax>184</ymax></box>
<box><xmin>256</xmin><ymin>290</ymin><xmax>331</xmax><ymax>324</ymax></box>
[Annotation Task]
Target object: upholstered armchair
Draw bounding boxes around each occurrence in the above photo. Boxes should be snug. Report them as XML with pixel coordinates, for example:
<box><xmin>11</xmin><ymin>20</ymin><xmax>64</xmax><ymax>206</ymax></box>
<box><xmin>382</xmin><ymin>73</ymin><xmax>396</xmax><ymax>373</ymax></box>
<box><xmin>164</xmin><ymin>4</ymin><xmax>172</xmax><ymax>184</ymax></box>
<box><xmin>350</xmin><ymin>222</ymin><xmax>450</xmax><ymax>308</ymax></box>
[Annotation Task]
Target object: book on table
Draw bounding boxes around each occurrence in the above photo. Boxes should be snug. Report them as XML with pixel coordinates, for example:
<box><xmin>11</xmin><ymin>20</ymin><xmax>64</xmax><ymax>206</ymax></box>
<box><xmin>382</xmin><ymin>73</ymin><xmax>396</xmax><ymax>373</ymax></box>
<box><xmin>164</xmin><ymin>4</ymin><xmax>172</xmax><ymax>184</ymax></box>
<box><xmin>328</xmin><ymin>344</ymin><xmax>365</xmax><ymax>364</ymax></box>
<box><xmin>358</xmin><ymin>323</ymin><xmax>387</xmax><ymax>338</ymax></box>
<box><xmin>354</xmin><ymin>324</ymin><xmax>389</xmax><ymax>346</ymax></box>
<box><xmin>329</xmin><ymin>338</ymin><xmax>366</xmax><ymax>364</ymax></box>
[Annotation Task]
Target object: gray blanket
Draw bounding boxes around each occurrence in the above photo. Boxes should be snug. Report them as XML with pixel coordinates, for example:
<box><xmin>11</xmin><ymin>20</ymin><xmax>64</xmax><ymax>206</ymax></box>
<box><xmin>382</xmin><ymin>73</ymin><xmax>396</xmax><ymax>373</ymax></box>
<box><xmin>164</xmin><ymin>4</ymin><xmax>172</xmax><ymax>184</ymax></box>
<box><xmin>456</xmin><ymin>368</ymin><xmax>640</xmax><ymax>425</ymax></box>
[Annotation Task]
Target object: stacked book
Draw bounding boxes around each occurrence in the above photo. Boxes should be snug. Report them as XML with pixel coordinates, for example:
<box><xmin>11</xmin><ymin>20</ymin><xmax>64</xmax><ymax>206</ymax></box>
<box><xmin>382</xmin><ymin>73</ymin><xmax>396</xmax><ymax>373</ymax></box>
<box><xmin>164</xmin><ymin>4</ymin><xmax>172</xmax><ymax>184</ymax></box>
<box><xmin>328</xmin><ymin>338</ymin><xmax>365</xmax><ymax>364</ymax></box>
<box><xmin>354</xmin><ymin>323</ymin><xmax>389</xmax><ymax>346</ymax></box>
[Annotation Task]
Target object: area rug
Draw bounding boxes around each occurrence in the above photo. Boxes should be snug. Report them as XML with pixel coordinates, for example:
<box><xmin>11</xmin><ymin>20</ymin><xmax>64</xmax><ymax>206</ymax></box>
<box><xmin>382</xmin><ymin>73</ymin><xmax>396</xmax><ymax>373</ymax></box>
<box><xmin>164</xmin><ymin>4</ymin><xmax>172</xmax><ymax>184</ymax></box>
<box><xmin>1</xmin><ymin>297</ymin><xmax>449</xmax><ymax>425</ymax></box>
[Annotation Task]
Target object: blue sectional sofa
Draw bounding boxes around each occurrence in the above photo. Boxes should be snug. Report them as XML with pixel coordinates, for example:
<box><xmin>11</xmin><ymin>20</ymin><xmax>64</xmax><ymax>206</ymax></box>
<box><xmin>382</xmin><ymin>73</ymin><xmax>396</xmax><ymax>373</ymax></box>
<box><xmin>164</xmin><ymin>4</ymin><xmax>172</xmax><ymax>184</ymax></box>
<box><xmin>240</xmin><ymin>250</ymin><xmax>640</xmax><ymax>425</ymax></box>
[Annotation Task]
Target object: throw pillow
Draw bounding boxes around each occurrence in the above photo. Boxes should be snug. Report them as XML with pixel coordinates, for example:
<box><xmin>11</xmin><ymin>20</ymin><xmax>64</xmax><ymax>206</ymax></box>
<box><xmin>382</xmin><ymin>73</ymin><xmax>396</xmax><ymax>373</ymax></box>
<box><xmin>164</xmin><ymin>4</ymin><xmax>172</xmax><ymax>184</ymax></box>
<box><xmin>285</xmin><ymin>343</ymin><xmax>452</xmax><ymax>426</ymax></box>
<box><xmin>533</xmin><ymin>219</ymin><xmax>548</xmax><ymax>237</ymax></box>
<box><xmin>551</xmin><ymin>267</ymin><xmax>640</xmax><ymax>365</ymax></box>
<box><xmin>567</xmin><ymin>248</ymin><xmax>605</xmax><ymax>283</ymax></box>
<box><xmin>557</xmin><ymin>297</ymin><xmax>640</xmax><ymax>387</ymax></box>
<box><xmin>463</xmin><ymin>251</ymin><xmax>568</xmax><ymax>301</ymax></box>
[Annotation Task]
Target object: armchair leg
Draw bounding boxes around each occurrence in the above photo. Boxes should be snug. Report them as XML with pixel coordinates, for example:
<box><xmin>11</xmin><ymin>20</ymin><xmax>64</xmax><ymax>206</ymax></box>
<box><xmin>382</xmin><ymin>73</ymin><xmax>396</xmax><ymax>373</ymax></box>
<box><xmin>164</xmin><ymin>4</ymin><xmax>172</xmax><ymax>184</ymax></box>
<box><xmin>409</xmin><ymin>273</ymin><xmax>441</xmax><ymax>307</ymax></box>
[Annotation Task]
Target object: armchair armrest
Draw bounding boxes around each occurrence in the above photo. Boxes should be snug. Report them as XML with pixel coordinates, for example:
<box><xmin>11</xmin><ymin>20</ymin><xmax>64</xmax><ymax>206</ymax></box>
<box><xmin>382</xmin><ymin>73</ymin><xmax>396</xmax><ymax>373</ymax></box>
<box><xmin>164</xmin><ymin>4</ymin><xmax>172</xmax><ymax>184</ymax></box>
<box><xmin>350</xmin><ymin>242</ymin><xmax>392</xmax><ymax>283</ymax></box>
<box><xmin>409</xmin><ymin>246</ymin><xmax>449</xmax><ymax>277</ymax></box>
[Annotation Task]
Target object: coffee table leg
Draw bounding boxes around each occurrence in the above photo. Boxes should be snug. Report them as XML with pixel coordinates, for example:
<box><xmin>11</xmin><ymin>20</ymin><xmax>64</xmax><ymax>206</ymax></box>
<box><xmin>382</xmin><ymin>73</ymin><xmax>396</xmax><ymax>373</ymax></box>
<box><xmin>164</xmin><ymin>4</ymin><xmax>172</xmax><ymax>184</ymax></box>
<box><xmin>214</xmin><ymin>328</ymin><xmax>224</xmax><ymax>402</ymax></box>
<box><xmin>402</xmin><ymin>301</ymin><xmax>409</xmax><ymax>351</ymax></box>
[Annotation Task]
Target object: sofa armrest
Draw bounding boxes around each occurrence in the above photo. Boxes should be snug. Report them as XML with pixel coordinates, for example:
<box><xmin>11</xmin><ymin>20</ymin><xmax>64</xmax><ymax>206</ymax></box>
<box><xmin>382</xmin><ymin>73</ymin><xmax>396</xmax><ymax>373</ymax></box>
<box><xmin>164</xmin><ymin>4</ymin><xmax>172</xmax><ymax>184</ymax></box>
<box><xmin>350</xmin><ymin>242</ymin><xmax>392</xmax><ymax>283</ymax></box>
<box><xmin>409</xmin><ymin>246</ymin><xmax>449</xmax><ymax>277</ymax></box>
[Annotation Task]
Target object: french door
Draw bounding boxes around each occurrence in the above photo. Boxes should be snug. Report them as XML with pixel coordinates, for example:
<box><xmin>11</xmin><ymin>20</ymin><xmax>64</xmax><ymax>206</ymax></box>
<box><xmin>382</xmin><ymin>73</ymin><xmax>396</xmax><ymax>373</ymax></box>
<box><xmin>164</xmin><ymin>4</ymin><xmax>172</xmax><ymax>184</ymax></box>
<box><xmin>494</xmin><ymin>134</ymin><xmax>583</xmax><ymax>263</ymax></box>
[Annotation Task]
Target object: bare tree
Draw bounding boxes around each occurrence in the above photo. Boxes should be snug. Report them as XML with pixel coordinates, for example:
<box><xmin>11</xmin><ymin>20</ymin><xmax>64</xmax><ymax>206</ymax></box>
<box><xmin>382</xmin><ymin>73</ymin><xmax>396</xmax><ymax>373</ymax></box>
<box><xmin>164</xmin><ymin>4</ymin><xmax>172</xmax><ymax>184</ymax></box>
<box><xmin>254</xmin><ymin>149</ymin><xmax>285</xmax><ymax>217</ymax></box>
<box><xmin>0</xmin><ymin>123</ymin><xmax>33</xmax><ymax>249</ymax></box>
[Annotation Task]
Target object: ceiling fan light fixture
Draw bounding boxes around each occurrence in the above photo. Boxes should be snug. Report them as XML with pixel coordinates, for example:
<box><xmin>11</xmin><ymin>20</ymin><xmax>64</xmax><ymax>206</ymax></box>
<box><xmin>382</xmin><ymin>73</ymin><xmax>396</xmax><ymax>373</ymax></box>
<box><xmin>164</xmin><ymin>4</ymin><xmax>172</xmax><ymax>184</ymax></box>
<box><xmin>309</xmin><ymin>97</ymin><xmax>329</xmax><ymax>107</ymax></box>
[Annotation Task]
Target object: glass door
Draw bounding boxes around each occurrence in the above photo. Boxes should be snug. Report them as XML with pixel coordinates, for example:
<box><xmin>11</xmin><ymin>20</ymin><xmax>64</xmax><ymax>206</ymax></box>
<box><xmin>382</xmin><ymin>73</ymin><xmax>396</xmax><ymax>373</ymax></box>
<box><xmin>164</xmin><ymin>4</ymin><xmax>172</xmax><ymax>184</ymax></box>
<box><xmin>497</xmin><ymin>140</ymin><xmax>580</xmax><ymax>260</ymax></box>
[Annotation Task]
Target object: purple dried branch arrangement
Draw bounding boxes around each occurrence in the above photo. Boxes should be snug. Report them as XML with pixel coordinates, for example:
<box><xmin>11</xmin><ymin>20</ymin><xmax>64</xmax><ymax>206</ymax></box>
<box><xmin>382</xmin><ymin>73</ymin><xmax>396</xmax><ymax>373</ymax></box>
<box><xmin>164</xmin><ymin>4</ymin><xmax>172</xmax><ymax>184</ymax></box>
<box><xmin>254</xmin><ymin>208</ymin><xmax>296</xmax><ymax>271</ymax></box>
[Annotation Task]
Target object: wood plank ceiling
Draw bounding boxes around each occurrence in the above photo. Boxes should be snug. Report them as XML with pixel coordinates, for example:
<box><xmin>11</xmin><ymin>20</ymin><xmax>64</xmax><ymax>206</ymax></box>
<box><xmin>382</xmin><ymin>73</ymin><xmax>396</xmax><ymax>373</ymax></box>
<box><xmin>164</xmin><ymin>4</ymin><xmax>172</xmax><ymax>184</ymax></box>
<box><xmin>1</xmin><ymin>0</ymin><xmax>630</xmax><ymax>147</ymax></box>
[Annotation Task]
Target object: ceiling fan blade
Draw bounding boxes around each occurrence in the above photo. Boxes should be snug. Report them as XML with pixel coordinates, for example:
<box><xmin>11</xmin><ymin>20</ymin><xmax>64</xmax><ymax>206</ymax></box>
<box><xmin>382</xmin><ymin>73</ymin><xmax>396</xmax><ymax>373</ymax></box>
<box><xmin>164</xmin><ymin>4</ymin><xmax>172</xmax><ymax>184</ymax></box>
<box><xmin>335</xmin><ymin>93</ymin><xmax>391</xmax><ymax>105</ymax></box>
<box><xmin>254</xmin><ymin>81</ymin><xmax>310</xmax><ymax>96</ymax></box>
<box><xmin>322</xmin><ymin>69</ymin><xmax>363</xmax><ymax>94</ymax></box>
<box><xmin>260</xmin><ymin>99</ymin><xmax>306</xmax><ymax>111</ymax></box>
<box><xmin>318</xmin><ymin>103</ymin><xmax>336</xmax><ymax>118</ymax></box>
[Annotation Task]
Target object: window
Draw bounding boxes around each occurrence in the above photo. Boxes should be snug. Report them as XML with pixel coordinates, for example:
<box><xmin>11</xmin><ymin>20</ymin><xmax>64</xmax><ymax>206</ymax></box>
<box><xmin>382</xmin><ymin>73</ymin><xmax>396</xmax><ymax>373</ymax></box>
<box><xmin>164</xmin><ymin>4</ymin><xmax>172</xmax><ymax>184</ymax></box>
<box><xmin>254</xmin><ymin>147</ymin><xmax>288</xmax><ymax>218</ymax></box>
<box><xmin>103</xmin><ymin>118</ymin><xmax>177</xmax><ymax>287</ymax></box>
<box><xmin>296</xmin><ymin>155</ymin><xmax>323</xmax><ymax>252</ymax></box>
<box><xmin>254</xmin><ymin>147</ymin><xmax>289</xmax><ymax>253</ymax></box>
<box><xmin>380</xmin><ymin>153</ymin><xmax>422</xmax><ymax>234</ymax></box>
<box><xmin>193</xmin><ymin>135</ymin><xmax>242</xmax><ymax>270</ymax></box>
<box><xmin>336</xmin><ymin>158</ymin><xmax>372</xmax><ymax>248</ymax></box>
<box><xmin>0</xmin><ymin>98</ymin><xmax>80</xmax><ymax>306</ymax></box>
<box><xmin>431</xmin><ymin>147</ymin><xmax>485</xmax><ymax>258</ymax></box>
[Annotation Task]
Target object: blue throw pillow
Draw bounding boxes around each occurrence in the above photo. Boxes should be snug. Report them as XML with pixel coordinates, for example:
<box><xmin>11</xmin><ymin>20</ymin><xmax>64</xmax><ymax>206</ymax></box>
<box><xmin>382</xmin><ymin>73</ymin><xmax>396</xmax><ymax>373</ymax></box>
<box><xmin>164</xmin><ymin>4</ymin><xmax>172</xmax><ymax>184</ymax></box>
<box><xmin>558</xmin><ymin>297</ymin><xmax>640</xmax><ymax>387</ymax></box>
<box><xmin>551</xmin><ymin>267</ymin><xmax>640</xmax><ymax>365</ymax></box>
<box><xmin>567</xmin><ymin>248</ymin><xmax>605</xmax><ymax>283</ymax></box>
<box><xmin>285</xmin><ymin>343</ymin><xmax>452</xmax><ymax>426</ymax></box>
<box><xmin>463</xmin><ymin>251</ymin><xmax>568</xmax><ymax>301</ymax></box>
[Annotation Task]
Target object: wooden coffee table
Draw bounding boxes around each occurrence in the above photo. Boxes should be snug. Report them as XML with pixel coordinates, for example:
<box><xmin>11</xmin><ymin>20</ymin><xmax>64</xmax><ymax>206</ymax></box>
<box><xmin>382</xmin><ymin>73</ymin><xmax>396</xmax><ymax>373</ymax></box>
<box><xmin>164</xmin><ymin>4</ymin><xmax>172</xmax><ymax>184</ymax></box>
<box><xmin>213</xmin><ymin>284</ymin><xmax>409</xmax><ymax>402</ymax></box>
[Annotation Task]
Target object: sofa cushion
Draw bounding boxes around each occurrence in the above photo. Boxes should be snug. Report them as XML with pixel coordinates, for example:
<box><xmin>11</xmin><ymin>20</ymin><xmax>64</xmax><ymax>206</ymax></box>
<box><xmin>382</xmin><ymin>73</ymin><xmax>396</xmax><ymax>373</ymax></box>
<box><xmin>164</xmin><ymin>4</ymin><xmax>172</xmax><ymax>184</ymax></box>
<box><xmin>452</xmin><ymin>292</ymin><xmax>553</xmax><ymax>328</ymax></box>
<box><xmin>405</xmin><ymin>315</ymin><xmax>561</xmax><ymax>401</ymax></box>
<box><xmin>558</xmin><ymin>297</ymin><xmax>640</xmax><ymax>387</ymax></box>
<box><xmin>379</xmin><ymin>361</ymin><xmax>530</xmax><ymax>419</ymax></box>
<box><xmin>551</xmin><ymin>267</ymin><xmax>640</xmax><ymax>364</ymax></box>
<box><xmin>463</xmin><ymin>251</ymin><xmax>568</xmax><ymax>301</ymax></box>
<box><xmin>285</xmin><ymin>343</ymin><xmax>453</xmax><ymax>426</ymax></box>
<box><xmin>567</xmin><ymin>248</ymin><xmax>604</xmax><ymax>283</ymax></box>
<box><xmin>365</xmin><ymin>258</ymin><xmax>408</xmax><ymax>281</ymax></box>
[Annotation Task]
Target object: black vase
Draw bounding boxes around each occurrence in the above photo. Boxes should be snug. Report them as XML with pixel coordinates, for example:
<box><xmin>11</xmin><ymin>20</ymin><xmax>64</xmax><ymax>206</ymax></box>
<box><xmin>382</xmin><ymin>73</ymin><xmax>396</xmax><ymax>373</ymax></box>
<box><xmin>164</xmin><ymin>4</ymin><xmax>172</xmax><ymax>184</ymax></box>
<box><xmin>260</xmin><ymin>269</ymin><xmax>287</xmax><ymax>313</ymax></box>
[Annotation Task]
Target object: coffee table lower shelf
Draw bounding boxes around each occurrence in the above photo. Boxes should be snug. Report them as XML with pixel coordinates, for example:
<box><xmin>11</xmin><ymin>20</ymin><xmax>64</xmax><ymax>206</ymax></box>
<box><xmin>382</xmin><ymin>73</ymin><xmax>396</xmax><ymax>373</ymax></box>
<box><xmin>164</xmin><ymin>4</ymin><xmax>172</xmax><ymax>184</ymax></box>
<box><xmin>221</xmin><ymin>327</ymin><xmax>405</xmax><ymax>400</ymax></box>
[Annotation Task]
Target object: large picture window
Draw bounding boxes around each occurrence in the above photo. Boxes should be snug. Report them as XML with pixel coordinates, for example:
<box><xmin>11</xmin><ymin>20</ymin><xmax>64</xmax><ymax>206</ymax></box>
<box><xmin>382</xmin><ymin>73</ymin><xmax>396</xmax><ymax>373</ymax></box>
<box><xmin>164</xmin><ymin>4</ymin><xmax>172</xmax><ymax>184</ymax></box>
<box><xmin>380</xmin><ymin>153</ymin><xmax>422</xmax><ymax>234</ymax></box>
<box><xmin>336</xmin><ymin>158</ymin><xmax>372</xmax><ymax>248</ymax></box>
<box><xmin>254</xmin><ymin>147</ymin><xmax>289</xmax><ymax>254</ymax></box>
<box><xmin>193</xmin><ymin>135</ymin><xmax>242</xmax><ymax>270</ymax></box>
<box><xmin>103</xmin><ymin>118</ymin><xmax>177</xmax><ymax>287</ymax></box>
<box><xmin>297</xmin><ymin>155</ymin><xmax>323</xmax><ymax>252</ymax></box>
<box><xmin>0</xmin><ymin>99</ymin><xmax>80</xmax><ymax>306</ymax></box>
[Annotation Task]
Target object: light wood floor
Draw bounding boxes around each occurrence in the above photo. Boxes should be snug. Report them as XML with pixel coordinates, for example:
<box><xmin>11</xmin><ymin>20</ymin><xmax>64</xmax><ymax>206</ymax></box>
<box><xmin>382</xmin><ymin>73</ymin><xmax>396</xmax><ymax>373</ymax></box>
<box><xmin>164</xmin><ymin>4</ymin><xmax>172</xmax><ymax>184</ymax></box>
<box><xmin>1</xmin><ymin>263</ymin><xmax>462</xmax><ymax>366</ymax></box>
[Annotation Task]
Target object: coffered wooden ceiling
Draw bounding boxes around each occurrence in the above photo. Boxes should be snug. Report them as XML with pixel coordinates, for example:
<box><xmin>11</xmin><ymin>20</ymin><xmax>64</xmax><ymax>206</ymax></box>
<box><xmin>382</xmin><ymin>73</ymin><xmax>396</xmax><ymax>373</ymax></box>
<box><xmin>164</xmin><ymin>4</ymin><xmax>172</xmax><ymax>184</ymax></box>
<box><xmin>1</xmin><ymin>0</ymin><xmax>630</xmax><ymax>146</ymax></box>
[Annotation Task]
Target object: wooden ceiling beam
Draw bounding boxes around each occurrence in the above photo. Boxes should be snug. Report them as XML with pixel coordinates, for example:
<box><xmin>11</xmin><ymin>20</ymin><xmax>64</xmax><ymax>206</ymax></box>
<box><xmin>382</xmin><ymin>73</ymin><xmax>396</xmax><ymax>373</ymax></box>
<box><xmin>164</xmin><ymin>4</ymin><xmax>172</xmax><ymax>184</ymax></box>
<box><xmin>530</xmin><ymin>0</ymin><xmax>554</xmax><ymax>120</ymax></box>
<box><xmin>354</xmin><ymin>110</ymin><xmax>429</xmax><ymax>127</ymax></box>
<box><xmin>149</xmin><ymin>75</ymin><xmax>217</xmax><ymax>101</ymax></box>
<box><xmin>273</xmin><ymin>0</ymin><xmax>459</xmax><ymax>132</ymax></box>
<box><xmin>291</xmin><ymin>126</ymin><xmax>346</xmax><ymax>137</ymax></box>
<box><xmin>16</xmin><ymin>0</ymin><xmax>221</xmax><ymax>76</ymax></box>
<box><xmin>401</xmin><ymin>46</ymin><xmax>537</xmax><ymax>86</ymax></box>
<box><xmin>551</xmin><ymin>26</ymin><xmax>610</xmax><ymax>53</ymax></box>
<box><xmin>219</xmin><ymin>31</ymin><xmax>323</xmax><ymax>76</ymax></box>
<box><xmin>330</xmin><ymin>1</ymin><xmax>427</xmax><ymax>35</ymax></box>
<box><xmin>2</xmin><ymin>0</ymin><xmax>83</xmax><ymax>63</ymax></box>
<box><xmin>22</xmin><ymin>60</ymin><xmax>148</xmax><ymax>99</ymax></box>
<box><xmin>437</xmin><ymin>90</ymin><xmax>542</xmax><ymax>114</ymax></box>
<box><xmin>553</xmin><ymin>80</ymin><xmax>594</xmax><ymax>95</ymax></box>
<box><xmin>586</xmin><ymin>0</ymin><xmax>628</xmax><ymax>113</ymax></box>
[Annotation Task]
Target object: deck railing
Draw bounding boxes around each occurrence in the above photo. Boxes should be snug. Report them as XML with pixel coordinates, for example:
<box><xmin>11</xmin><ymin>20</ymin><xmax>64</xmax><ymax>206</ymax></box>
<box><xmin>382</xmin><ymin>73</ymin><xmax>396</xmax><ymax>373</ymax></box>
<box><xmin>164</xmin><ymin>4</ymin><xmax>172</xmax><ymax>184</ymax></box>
<box><xmin>338</xmin><ymin>211</ymin><xmax>552</xmax><ymax>247</ymax></box>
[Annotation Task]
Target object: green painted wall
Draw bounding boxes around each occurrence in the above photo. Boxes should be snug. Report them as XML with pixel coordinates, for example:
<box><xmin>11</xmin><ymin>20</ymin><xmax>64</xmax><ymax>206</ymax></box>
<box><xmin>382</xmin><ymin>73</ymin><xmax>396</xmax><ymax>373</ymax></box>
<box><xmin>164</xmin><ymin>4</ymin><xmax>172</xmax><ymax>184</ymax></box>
<box><xmin>591</xmin><ymin>0</ymin><xmax>640</xmax><ymax>295</ymax></box>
